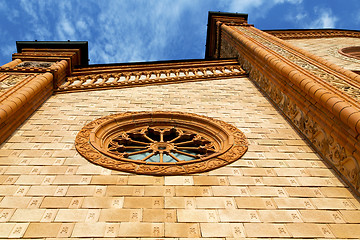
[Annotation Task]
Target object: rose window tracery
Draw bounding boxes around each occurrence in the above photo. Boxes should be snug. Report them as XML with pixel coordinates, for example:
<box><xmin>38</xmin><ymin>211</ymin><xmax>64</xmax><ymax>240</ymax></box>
<box><xmin>107</xmin><ymin>126</ymin><xmax>216</xmax><ymax>163</ymax></box>
<box><xmin>75</xmin><ymin>111</ymin><xmax>248</xmax><ymax>175</ymax></box>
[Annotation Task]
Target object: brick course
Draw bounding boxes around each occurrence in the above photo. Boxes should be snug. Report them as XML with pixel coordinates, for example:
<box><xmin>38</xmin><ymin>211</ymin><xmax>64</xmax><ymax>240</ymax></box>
<box><xmin>0</xmin><ymin>77</ymin><xmax>359</xmax><ymax>238</ymax></box>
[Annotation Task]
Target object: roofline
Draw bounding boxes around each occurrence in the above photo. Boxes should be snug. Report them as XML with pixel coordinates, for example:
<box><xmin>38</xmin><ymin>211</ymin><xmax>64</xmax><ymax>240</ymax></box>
<box><xmin>75</xmin><ymin>58</ymin><xmax>238</xmax><ymax>69</ymax></box>
<box><xmin>16</xmin><ymin>41</ymin><xmax>89</xmax><ymax>66</ymax></box>
<box><xmin>207</xmin><ymin>11</ymin><xmax>248</xmax><ymax>20</ymax></box>
<box><xmin>264</xmin><ymin>28</ymin><xmax>360</xmax><ymax>32</ymax></box>
<box><xmin>205</xmin><ymin>11</ymin><xmax>248</xmax><ymax>59</ymax></box>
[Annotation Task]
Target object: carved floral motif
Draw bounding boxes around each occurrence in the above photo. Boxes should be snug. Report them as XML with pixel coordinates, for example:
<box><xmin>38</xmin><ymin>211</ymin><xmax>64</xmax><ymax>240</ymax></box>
<box><xmin>237</xmin><ymin>26</ymin><xmax>360</xmax><ymax>102</ymax></box>
<box><xmin>236</xmin><ymin>50</ymin><xmax>360</xmax><ymax>191</ymax></box>
<box><xmin>16</xmin><ymin>61</ymin><xmax>53</xmax><ymax>68</ymax></box>
<box><xmin>218</xmin><ymin>27</ymin><xmax>360</xmax><ymax>191</ymax></box>
<box><xmin>0</xmin><ymin>74</ymin><xmax>31</xmax><ymax>95</ymax></box>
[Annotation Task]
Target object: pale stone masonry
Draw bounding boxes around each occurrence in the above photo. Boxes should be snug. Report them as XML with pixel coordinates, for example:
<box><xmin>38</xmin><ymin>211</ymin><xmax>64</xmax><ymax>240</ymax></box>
<box><xmin>287</xmin><ymin>37</ymin><xmax>360</xmax><ymax>71</ymax></box>
<box><xmin>0</xmin><ymin>77</ymin><xmax>359</xmax><ymax>238</ymax></box>
<box><xmin>1</xmin><ymin>12</ymin><xmax>360</xmax><ymax>240</ymax></box>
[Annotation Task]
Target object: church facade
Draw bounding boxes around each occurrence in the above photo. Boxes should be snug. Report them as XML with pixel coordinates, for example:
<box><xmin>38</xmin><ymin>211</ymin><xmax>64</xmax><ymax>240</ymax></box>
<box><xmin>0</xmin><ymin>12</ymin><xmax>359</xmax><ymax>238</ymax></box>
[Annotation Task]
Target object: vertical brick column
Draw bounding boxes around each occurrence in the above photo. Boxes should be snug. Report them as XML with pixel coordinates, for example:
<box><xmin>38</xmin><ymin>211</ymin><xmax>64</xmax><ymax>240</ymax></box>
<box><xmin>1</xmin><ymin>59</ymin><xmax>22</xmax><ymax>68</ymax></box>
<box><xmin>219</xmin><ymin>23</ymin><xmax>360</xmax><ymax>196</ymax></box>
<box><xmin>0</xmin><ymin>41</ymin><xmax>83</xmax><ymax>144</ymax></box>
<box><xmin>0</xmin><ymin>72</ymin><xmax>54</xmax><ymax>144</ymax></box>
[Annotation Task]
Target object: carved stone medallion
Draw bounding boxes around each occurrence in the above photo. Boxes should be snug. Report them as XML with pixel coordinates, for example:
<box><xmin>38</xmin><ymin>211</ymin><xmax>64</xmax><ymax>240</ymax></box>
<box><xmin>75</xmin><ymin>111</ymin><xmax>248</xmax><ymax>175</ymax></box>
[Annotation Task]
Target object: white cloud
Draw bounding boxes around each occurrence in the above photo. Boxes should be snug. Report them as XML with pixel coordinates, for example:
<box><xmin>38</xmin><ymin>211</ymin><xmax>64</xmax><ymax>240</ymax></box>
<box><xmin>76</xmin><ymin>20</ymin><xmax>87</xmax><ymax>31</ymax></box>
<box><xmin>228</xmin><ymin>0</ymin><xmax>303</xmax><ymax>18</ymax></box>
<box><xmin>307</xmin><ymin>8</ymin><xmax>338</xmax><ymax>28</ymax></box>
<box><xmin>274</xmin><ymin>0</ymin><xmax>302</xmax><ymax>3</ymax></box>
<box><xmin>228</xmin><ymin>0</ymin><xmax>267</xmax><ymax>12</ymax></box>
<box><xmin>89</xmin><ymin>0</ymin><xmax>196</xmax><ymax>63</ymax></box>
<box><xmin>17</xmin><ymin>0</ymin><xmax>53</xmax><ymax>40</ymax></box>
<box><xmin>57</xmin><ymin>18</ymin><xmax>76</xmax><ymax>40</ymax></box>
<box><xmin>285</xmin><ymin>9</ymin><xmax>307</xmax><ymax>24</ymax></box>
<box><xmin>294</xmin><ymin>13</ymin><xmax>307</xmax><ymax>21</ymax></box>
<box><xmin>20</xmin><ymin>0</ymin><xmax>39</xmax><ymax>21</ymax></box>
<box><xmin>0</xmin><ymin>44</ymin><xmax>14</xmax><ymax>56</ymax></box>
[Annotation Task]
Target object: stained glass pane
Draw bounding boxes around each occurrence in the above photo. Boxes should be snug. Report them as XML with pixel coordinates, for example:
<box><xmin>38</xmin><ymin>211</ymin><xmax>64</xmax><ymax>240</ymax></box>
<box><xmin>173</xmin><ymin>151</ymin><xmax>196</xmax><ymax>161</ymax></box>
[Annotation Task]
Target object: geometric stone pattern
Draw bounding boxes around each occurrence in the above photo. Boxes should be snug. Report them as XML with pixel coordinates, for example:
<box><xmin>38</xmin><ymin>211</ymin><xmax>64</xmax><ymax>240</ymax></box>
<box><xmin>287</xmin><ymin>37</ymin><xmax>360</xmax><ymax>71</ymax></box>
<box><xmin>0</xmin><ymin>77</ymin><xmax>359</xmax><ymax>238</ymax></box>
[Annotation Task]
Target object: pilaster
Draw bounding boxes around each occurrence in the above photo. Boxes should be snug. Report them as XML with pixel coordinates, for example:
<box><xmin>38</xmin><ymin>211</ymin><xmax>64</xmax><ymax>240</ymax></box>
<box><xmin>0</xmin><ymin>41</ymin><xmax>88</xmax><ymax>144</ymax></box>
<box><xmin>208</xmin><ymin>13</ymin><xmax>360</xmax><ymax>196</ymax></box>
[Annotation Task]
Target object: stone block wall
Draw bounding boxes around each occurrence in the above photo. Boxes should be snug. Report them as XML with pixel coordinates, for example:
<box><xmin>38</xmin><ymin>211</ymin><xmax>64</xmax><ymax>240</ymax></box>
<box><xmin>0</xmin><ymin>78</ymin><xmax>359</xmax><ymax>238</ymax></box>
<box><xmin>287</xmin><ymin>37</ymin><xmax>360</xmax><ymax>71</ymax></box>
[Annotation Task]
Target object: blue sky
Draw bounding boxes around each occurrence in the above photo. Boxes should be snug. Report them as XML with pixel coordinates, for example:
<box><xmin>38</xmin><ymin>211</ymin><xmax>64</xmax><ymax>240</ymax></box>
<box><xmin>0</xmin><ymin>0</ymin><xmax>359</xmax><ymax>66</ymax></box>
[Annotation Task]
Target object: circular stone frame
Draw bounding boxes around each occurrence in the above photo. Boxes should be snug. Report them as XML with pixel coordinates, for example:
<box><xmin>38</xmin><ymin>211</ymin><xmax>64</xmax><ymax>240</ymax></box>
<box><xmin>338</xmin><ymin>46</ymin><xmax>360</xmax><ymax>60</ymax></box>
<box><xmin>75</xmin><ymin>111</ymin><xmax>248</xmax><ymax>175</ymax></box>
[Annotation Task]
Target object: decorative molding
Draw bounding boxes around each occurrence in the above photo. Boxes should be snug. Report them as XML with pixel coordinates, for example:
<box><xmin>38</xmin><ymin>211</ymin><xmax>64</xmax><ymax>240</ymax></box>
<box><xmin>0</xmin><ymin>65</ymin><xmax>52</xmax><ymax>74</ymax></box>
<box><xmin>220</xmin><ymin>24</ymin><xmax>360</xmax><ymax>195</ymax></box>
<box><xmin>242</xmin><ymin>55</ymin><xmax>360</xmax><ymax>191</ymax></box>
<box><xmin>238</xmin><ymin>26</ymin><xmax>360</xmax><ymax>105</ymax></box>
<box><xmin>259</xmin><ymin>27</ymin><xmax>360</xmax><ymax>85</ymax></box>
<box><xmin>338</xmin><ymin>46</ymin><xmax>360</xmax><ymax>61</ymax></box>
<box><xmin>0</xmin><ymin>74</ymin><xmax>32</xmax><ymax>95</ymax></box>
<box><xmin>329</xmin><ymin>45</ymin><xmax>360</xmax><ymax>65</ymax></box>
<box><xmin>16</xmin><ymin>61</ymin><xmax>53</xmax><ymax>68</ymax></box>
<box><xmin>0</xmin><ymin>73</ymin><xmax>53</xmax><ymax>144</ymax></box>
<box><xmin>75</xmin><ymin>111</ymin><xmax>248</xmax><ymax>175</ymax></box>
<box><xmin>1</xmin><ymin>59</ymin><xmax>22</xmax><ymax>68</ymax></box>
<box><xmin>57</xmin><ymin>61</ymin><xmax>246</xmax><ymax>93</ymax></box>
<box><xmin>266</xmin><ymin>29</ymin><xmax>360</xmax><ymax>40</ymax></box>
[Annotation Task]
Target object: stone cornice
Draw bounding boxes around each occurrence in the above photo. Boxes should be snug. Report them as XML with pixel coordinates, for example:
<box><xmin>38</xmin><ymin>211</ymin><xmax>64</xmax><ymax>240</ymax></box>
<box><xmin>247</xmin><ymin>26</ymin><xmax>360</xmax><ymax>108</ymax></box>
<box><xmin>205</xmin><ymin>12</ymin><xmax>249</xmax><ymax>59</ymax></box>
<box><xmin>220</xmin><ymin>24</ymin><xmax>360</xmax><ymax>196</ymax></box>
<box><xmin>73</xmin><ymin>59</ymin><xmax>240</xmax><ymax>75</ymax></box>
<box><xmin>265</xmin><ymin>29</ymin><xmax>360</xmax><ymax>39</ymax></box>
<box><xmin>228</xmin><ymin>25</ymin><xmax>360</xmax><ymax>136</ymax></box>
<box><xmin>56</xmin><ymin>59</ymin><xmax>246</xmax><ymax>93</ymax></box>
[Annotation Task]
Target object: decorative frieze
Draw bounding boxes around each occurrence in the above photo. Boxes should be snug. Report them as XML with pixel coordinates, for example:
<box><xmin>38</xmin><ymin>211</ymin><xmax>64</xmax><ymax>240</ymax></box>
<box><xmin>219</xmin><ymin>24</ymin><xmax>360</xmax><ymax>195</ymax></box>
<box><xmin>238</xmin><ymin>26</ymin><xmax>360</xmax><ymax>104</ymax></box>
<box><xmin>266</xmin><ymin>29</ymin><xmax>360</xmax><ymax>40</ymax></box>
<box><xmin>57</xmin><ymin>62</ymin><xmax>246</xmax><ymax>93</ymax></box>
<box><xmin>16</xmin><ymin>61</ymin><xmax>53</xmax><ymax>68</ymax></box>
<box><xmin>0</xmin><ymin>74</ymin><xmax>32</xmax><ymax>95</ymax></box>
<box><xmin>241</xmin><ymin>54</ymin><xmax>359</xmax><ymax>191</ymax></box>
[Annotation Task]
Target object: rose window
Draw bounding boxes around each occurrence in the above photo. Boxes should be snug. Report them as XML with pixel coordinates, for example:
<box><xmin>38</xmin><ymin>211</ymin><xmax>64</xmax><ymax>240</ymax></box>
<box><xmin>108</xmin><ymin>126</ymin><xmax>216</xmax><ymax>163</ymax></box>
<box><xmin>339</xmin><ymin>46</ymin><xmax>360</xmax><ymax>60</ymax></box>
<box><xmin>75</xmin><ymin>111</ymin><xmax>248</xmax><ymax>175</ymax></box>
